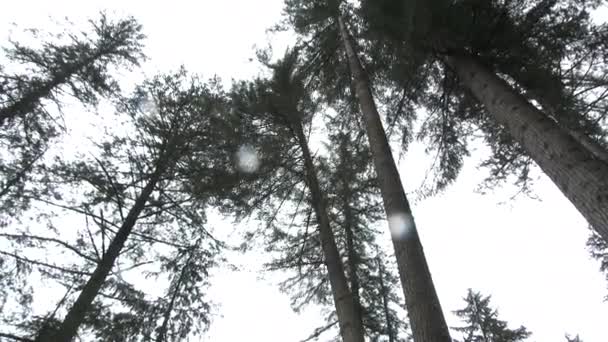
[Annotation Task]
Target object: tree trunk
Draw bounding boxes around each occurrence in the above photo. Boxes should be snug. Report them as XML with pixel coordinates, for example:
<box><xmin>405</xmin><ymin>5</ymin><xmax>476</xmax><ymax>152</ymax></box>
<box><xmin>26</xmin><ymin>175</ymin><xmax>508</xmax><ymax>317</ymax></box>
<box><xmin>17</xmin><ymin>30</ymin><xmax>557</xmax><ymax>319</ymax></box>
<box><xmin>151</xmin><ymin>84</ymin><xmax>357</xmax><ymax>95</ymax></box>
<box><xmin>559</xmin><ymin>125</ymin><xmax>608</xmax><ymax>165</ymax></box>
<box><xmin>446</xmin><ymin>54</ymin><xmax>608</xmax><ymax>241</ymax></box>
<box><xmin>376</xmin><ymin>256</ymin><xmax>396</xmax><ymax>342</ymax></box>
<box><xmin>293</xmin><ymin>123</ymin><xmax>366</xmax><ymax>342</ymax></box>
<box><xmin>36</xmin><ymin>167</ymin><xmax>163</xmax><ymax>342</ymax></box>
<box><xmin>342</xmin><ymin>181</ymin><xmax>364</xmax><ymax>325</ymax></box>
<box><xmin>338</xmin><ymin>16</ymin><xmax>452</xmax><ymax>342</ymax></box>
<box><xmin>502</xmin><ymin>63</ymin><xmax>608</xmax><ymax>164</ymax></box>
<box><xmin>157</xmin><ymin>247</ymin><xmax>195</xmax><ymax>342</ymax></box>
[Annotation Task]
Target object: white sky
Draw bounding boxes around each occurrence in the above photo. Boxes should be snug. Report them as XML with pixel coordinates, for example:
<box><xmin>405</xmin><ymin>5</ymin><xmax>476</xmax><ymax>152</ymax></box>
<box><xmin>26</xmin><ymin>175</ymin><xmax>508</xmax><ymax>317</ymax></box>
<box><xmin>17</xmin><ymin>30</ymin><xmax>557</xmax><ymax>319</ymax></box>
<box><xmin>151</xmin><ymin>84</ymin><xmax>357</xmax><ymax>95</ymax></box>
<box><xmin>1</xmin><ymin>1</ymin><xmax>608</xmax><ymax>341</ymax></box>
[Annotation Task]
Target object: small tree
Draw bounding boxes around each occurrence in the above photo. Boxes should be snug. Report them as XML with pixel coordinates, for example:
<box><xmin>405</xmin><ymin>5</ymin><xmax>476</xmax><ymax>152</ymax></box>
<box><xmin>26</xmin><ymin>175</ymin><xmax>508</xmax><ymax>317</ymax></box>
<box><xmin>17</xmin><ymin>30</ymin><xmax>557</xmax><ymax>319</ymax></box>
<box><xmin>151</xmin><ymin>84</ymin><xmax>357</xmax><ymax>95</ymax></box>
<box><xmin>452</xmin><ymin>289</ymin><xmax>531</xmax><ymax>342</ymax></box>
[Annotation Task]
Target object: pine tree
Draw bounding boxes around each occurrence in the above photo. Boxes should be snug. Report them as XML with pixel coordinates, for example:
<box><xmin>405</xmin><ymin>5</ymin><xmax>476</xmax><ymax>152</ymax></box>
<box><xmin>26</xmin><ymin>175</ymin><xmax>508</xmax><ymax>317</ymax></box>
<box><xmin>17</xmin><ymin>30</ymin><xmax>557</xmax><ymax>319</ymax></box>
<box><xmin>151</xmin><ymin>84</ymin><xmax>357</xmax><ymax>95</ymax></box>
<box><xmin>0</xmin><ymin>69</ymin><xmax>254</xmax><ymax>341</ymax></box>
<box><xmin>452</xmin><ymin>289</ymin><xmax>531</xmax><ymax>342</ymax></box>
<box><xmin>0</xmin><ymin>13</ymin><xmax>145</xmax><ymax>218</ymax></box>
<box><xmin>565</xmin><ymin>334</ymin><xmax>584</xmax><ymax>342</ymax></box>
<box><xmin>230</xmin><ymin>49</ymin><xmax>366</xmax><ymax>342</ymax></box>
<box><xmin>280</xmin><ymin>1</ymin><xmax>452</xmax><ymax>340</ymax></box>
<box><xmin>358</xmin><ymin>0</ymin><xmax>608</xmax><ymax>242</ymax></box>
<box><xmin>323</xmin><ymin>119</ymin><xmax>411</xmax><ymax>342</ymax></box>
<box><xmin>0</xmin><ymin>13</ymin><xmax>145</xmax><ymax>127</ymax></box>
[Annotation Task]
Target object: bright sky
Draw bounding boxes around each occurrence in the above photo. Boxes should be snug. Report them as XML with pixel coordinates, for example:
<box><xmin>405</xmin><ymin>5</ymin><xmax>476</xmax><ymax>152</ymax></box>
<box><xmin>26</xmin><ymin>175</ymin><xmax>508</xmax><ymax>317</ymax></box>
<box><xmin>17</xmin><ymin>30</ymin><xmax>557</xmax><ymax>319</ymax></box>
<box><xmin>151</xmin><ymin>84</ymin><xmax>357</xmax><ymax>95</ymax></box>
<box><xmin>1</xmin><ymin>1</ymin><xmax>608</xmax><ymax>342</ymax></box>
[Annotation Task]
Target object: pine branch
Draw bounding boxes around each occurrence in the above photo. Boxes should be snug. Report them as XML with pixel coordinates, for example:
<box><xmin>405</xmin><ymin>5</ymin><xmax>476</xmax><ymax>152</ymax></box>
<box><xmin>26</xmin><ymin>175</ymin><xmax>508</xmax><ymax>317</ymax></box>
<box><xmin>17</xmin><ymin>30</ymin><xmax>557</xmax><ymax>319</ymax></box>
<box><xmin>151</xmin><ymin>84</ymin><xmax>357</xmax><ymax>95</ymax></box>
<box><xmin>0</xmin><ymin>332</ymin><xmax>34</xmax><ymax>342</ymax></box>
<box><xmin>299</xmin><ymin>321</ymin><xmax>338</xmax><ymax>342</ymax></box>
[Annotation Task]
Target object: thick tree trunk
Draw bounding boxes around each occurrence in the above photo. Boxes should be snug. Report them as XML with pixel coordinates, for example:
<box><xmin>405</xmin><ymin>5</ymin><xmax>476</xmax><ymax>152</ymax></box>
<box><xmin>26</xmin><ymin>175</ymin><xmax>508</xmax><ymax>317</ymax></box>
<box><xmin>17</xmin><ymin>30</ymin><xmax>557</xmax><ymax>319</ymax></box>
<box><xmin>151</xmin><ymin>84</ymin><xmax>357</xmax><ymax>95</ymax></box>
<box><xmin>36</xmin><ymin>168</ymin><xmax>163</xmax><ymax>342</ymax></box>
<box><xmin>338</xmin><ymin>16</ymin><xmax>452</xmax><ymax>342</ymax></box>
<box><xmin>446</xmin><ymin>54</ymin><xmax>608</xmax><ymax>242</ymax></box>
<box><xmin>503</xmin><ymin>64</ymin><xmax>608</xmax><ymax>164</ymax></box>
<box><xmin>294</xmin><ymin>124</ymin><xmax>366</xmax><ymax>342</ymax></box>
<box><xmin>560</xmin><ymin>125</ymin><xmax>608</xmax><ymax>164</ymax></box>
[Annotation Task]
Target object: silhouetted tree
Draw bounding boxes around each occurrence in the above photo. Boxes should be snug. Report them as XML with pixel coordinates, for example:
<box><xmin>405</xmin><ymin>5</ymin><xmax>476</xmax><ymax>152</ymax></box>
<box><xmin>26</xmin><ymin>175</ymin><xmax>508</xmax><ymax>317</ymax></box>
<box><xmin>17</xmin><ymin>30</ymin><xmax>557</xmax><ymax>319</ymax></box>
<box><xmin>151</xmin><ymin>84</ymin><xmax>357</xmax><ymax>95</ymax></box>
<box><xmin>452</xmin><ymin>289</ymin><xmax>531</xmax><ymax>342</ymax></box>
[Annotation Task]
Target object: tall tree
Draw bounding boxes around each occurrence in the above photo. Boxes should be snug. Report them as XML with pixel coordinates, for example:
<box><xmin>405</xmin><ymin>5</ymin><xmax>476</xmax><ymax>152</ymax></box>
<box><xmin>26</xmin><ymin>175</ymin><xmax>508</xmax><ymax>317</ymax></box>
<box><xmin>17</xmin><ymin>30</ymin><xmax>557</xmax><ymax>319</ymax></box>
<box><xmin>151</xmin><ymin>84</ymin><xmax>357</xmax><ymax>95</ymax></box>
<box><xmin>359</xmin><ymin>0</ymin><xmax>608</xmax><ymax>242</ymax></box>
<box><xmin>17</xmin><ymin>70</ymin><xmax>242</xmax><ymax>342</ymax></box>
<box><xmin>280</xmin><ymin>1</ymin><xmax>453</xmax><ymax>340</ymax></box>
<box><xmin>452</xmin><ymin>289</ymin><xmax>531</xmax><ymax>342</ymax></box>
<box><xmin>230</xmin><ymin>49</ymin><xmax>366</xmax><ymax>342</ymax></box>
<box><xmin>232</xmin><ymin>47</ymin><xmax>413</xmax><ymax>339</ymax></box>
<box><xmin>0</xmin><ymin>13</ymin><xmax>145</xmax><ymax>217</ymax></box>
<box><xmin>323</xmin><ymin>117</ymin><xmax>411</xmax><ymax>342</ymax></box>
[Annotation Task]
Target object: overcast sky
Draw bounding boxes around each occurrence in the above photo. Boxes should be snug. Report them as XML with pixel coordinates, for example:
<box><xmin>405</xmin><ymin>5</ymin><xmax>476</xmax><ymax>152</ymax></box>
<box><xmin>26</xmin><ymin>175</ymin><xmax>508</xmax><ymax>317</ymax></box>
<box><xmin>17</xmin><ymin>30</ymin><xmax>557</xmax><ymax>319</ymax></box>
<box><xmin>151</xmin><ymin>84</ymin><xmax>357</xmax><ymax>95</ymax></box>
<box><xmin>2</xmin><ymin>1</ymin><xmax>608</xmax><ymax>341</ymax></box>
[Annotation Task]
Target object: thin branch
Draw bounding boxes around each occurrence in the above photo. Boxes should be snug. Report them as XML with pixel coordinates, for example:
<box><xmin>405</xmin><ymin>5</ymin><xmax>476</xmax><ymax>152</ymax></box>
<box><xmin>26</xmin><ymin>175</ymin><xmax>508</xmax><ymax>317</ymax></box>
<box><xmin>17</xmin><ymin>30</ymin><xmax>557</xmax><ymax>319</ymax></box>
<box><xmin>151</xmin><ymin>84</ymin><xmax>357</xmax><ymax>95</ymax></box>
<box><xmin>90</xmin><ymin>154</ymin><xmax>126</xmax><ymax>221</ymax></box>
<box><xmin>0</xmin><ymin>250</ymin><xmax>92</xmax><ymax>276</ymax></box>
<box><xmin>300</xmin><ymin>321</ymin><xmax>339</xmax><ymax>342</ymax></box>
<box><xmin>0</xmin><ymin>233</ymin><xmax>97</xmax><ymax>264</ymax></box>
<box><xmin>0</xmin><ymin>332</ymin><xmax>34</xmax><ymax>342</ymax></box>
<box><xmin>84</xmin><ymin>215</ymin><xmax>101</xmax><ymax>261</ymax></box>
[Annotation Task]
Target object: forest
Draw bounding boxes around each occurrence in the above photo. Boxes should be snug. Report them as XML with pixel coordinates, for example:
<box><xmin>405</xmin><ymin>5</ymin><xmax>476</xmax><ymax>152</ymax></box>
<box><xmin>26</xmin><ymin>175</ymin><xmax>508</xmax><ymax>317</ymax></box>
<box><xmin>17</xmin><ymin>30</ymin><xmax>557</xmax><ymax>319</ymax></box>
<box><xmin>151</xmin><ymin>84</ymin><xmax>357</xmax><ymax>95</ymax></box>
<box><xmin>0</xmin><ymin>0</ymin><xmax>607</xmax><ymax>341</ymax></box>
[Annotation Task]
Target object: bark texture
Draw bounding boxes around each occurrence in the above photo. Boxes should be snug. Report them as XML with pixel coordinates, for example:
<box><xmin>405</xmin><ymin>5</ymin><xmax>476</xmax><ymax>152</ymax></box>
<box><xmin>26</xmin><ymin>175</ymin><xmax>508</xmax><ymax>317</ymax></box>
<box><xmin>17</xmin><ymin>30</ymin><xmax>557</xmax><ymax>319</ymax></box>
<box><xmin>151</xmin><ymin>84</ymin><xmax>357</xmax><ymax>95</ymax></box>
<box><xmin>338</xmin><ymin>16</ymin><xmax>452</xmax><ymax>342</ymax></box>
<box><xmin>294</xmin><ymin>123</ymin><xmax>366</xmax><ymax>342</ymax></box>
<box><xmin>447</xmin><ymin>54</ymin><xmax>608</xmax><ymax>242</ymax></box>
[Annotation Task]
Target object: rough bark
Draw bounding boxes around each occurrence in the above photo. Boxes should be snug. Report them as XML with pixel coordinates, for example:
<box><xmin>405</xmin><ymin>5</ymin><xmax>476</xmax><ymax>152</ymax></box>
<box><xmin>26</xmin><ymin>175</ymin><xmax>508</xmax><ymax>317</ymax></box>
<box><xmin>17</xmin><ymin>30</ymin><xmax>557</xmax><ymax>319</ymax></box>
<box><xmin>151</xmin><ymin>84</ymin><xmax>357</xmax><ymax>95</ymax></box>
<box><xmin>338</xmin><ymin>16</ymin><xmax>452</xmax><ymax>342</ymax></box>
<box><xmin>504</xmin><ymin>64</ymin><xmax>608</xmax><ymax>164</ymax></box>
<box><xmin>36</xmin><ymin>166</ymin><xmax>163</xmax><ymax>342</ymax></box>
<box><xmin>294</xmin><ymin>123</ymin><xmax>366</xmax><ymax>342</ymax></box>
<box><xmin>447</xmin><ymin>54</ymin><xmax>608</xmax><ymax>242</ymax></box>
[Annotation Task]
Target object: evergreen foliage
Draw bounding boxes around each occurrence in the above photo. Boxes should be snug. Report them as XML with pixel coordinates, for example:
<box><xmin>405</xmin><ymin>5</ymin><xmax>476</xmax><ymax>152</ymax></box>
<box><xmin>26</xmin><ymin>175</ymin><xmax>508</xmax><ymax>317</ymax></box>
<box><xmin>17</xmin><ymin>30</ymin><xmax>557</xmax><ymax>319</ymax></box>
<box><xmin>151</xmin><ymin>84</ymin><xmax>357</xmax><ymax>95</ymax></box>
<box><xmin>0</xmin><ymin>13</ymin><xmax>146</xmax><ymax>218</ymax></box>
<box><xmin>1</xmin><ymin>3</ymin><xmax>607</xmax><ymax>342</ymax></box>
<box><xmin>452</xmin><ymin>289</ymin><xmax>531</xmax><ymax>342</ymax></box>
<box><xmin>360</xmin><ymin>0</ymin><xmax>608</xmax><ymax>194</ymax></box>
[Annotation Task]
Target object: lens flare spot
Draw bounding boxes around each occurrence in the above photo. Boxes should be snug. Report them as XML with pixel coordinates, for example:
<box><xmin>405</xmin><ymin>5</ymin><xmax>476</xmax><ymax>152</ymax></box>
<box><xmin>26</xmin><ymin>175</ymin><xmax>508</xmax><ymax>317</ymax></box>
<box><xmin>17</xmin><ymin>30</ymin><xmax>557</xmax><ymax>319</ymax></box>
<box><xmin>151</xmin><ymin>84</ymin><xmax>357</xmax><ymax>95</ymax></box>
<box><xmin>236</xmin><ymin>145</ymin><xmax>260</xmax><ymax>173</ymax></box>
<box><xmin>388</xmin><ymin>213</ymin><xmax>413</xmax><ymax>240</ymax></box>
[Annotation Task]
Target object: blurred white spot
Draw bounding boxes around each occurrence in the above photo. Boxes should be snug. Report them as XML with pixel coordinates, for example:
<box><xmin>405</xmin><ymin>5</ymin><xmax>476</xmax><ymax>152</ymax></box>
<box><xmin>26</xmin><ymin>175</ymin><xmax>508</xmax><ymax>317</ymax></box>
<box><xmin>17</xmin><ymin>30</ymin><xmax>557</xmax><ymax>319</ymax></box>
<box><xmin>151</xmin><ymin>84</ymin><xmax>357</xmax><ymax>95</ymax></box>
<box><xmin>236</xmin><ymin>145</ymin><xmax>260</xmax><ymax>173</ymax></box>
<box><xmin>141</xmin><ymin>96</ymin><xmax>159</xmax><ymax>116</ymax></box>
<box><xmin>388</xmin><ymin>213</ymin><xmax>414</xmax><ymax>240</ymax></box>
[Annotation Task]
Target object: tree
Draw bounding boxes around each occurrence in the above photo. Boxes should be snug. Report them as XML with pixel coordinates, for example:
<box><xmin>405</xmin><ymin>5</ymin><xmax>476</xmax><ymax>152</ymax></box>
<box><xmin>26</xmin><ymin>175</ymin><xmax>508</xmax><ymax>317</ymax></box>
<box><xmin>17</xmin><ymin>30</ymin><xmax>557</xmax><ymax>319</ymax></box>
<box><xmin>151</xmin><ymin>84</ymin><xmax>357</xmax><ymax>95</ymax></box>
<box><xmin>587</xmin><ymin>231</ymin><xmax>608</xmax><ymax>300</ymax></box>
<box><xmin>323</xmin><ymin>118</ymin><xmax>411</xmax><ymax>342</ymax></box>
<box><xmin>230</xmin><ymin>49</ymin><xmax>366</xmax><ymax>342</ymax></box>
<box><xmin>0</xmin><ymin>13</ymin><xmax>145</xmax><ymax>217</ymax></box>
<box><xmin>565</xmin><ymin>334</ymin><xmax>584</xmax><ymax>342</ymax></box>
<box><xmin>0</xmin><ymin>70</ymin><xmax>245</xmax><ymax>342</ymax></box>
<box><xmin>279</xmin><ymin>1</ymin><xmax>453</xmax><ymax>340</ymax></box>
<box><xmin>359</xmin><ymin>0</ymin><xmax>608</xmax><ymax>242</ymax></box>
<box><xmin>230</xmin><ymin>47</ymin><xmax>413</xmax><ymax>341</ymax></box>
<box><xmin>0</xmin><ymin>12</ymin><xmax>145</xmax><ymax>127</ymax></box>
<box><xmin>452</xmin><ymin>289</ymin><xmax>531</xmax><ymax>342</ymax></box>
